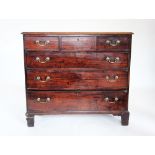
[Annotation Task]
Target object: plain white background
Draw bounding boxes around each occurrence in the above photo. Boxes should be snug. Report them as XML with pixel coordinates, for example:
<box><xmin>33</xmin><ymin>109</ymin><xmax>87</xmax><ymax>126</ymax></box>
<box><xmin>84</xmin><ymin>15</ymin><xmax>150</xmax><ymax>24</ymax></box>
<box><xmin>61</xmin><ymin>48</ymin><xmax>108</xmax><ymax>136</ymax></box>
<box><xmin>0</xmin><ymin>19</ymin><xmax>155</xmax><ymax>135</ymax></box>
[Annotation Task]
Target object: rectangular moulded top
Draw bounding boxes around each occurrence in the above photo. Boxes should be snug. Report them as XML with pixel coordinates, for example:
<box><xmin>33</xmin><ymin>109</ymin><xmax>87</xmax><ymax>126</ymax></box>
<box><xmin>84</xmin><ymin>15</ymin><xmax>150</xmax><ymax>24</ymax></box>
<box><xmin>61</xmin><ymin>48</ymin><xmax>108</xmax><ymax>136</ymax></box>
<box><xmin>22</xmin><ymin>32</ymin><xmax>134</xmax><ymax>36</ymax></box>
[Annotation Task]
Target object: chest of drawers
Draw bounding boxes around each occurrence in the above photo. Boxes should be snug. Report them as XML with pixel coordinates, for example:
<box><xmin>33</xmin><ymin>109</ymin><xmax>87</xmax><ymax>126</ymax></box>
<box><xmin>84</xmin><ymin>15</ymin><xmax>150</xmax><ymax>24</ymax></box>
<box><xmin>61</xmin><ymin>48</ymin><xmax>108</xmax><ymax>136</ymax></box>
<box><xmin>22</xmin><ymin>32</ymin><xmax>133</xmax><ymax>127</ymax></box>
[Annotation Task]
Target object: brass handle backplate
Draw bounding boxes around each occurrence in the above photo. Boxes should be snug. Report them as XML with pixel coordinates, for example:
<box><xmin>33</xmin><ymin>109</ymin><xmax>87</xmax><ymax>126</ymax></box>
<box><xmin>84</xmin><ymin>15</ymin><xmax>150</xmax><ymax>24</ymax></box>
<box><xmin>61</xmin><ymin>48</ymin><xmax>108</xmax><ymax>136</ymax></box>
<box><xmin>35</xmin><ymin>40</ymin><xmax>50</xmax><ymax>46</ymax></box>
<box><xmin>35</xmin><ymin>97</ymin><xmax>51</xmax><ymax>103</ymax></box>
<box><xmin>35</xmin><ymin>76</ymin><xmax>51</xmax><ymax>82</ymax></box>
<box><xmin>105</xmin><ymin>56</ymin><xmax>120</xmax><ymax>63</ymax></box>
<box><xmin>104</xmin><ymin>97</ymin><xmax>119</xmax><ymax>104</ymax></box>
<box><xmin>35</xmin><ymin>57</ymin><xmax>50</xmax><ymax>63</ymax></box>
<box><xmin>105</xmin><ymin>75</ymin><xmax>119</xmax><ymax>82</ymax></box>
<box><xmin>106</xmin><ymin>40</ymin><xmax>121</xmax><ymax>46</ymax></box>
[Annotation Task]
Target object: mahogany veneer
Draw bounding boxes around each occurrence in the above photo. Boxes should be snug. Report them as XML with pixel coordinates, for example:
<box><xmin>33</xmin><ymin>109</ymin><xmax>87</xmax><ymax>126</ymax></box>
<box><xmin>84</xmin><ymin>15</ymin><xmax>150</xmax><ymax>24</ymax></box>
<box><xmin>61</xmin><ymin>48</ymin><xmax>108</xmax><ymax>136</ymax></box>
<box><xmin>22</xmin><ymin>32</ymin><xmax>133</xmax><ymax>127</ymax></box>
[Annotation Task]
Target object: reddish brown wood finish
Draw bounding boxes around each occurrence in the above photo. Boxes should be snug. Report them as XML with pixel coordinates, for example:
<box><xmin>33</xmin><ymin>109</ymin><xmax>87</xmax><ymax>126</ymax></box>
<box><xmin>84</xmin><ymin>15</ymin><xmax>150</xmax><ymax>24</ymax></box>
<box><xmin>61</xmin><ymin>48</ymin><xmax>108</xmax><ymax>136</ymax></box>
<box><xmin>22</xmin><ymin>32</ymin><xmax>133</xmax><ymax>127</ymax></box>
<box><xmin>26</xmin><ymin>69</ymin><xmax>128</xmax><ymax>90</ymax></box>
<box><xmin>24</xmin><ymin>36</ymin><xmax>59</xmax><ymax>50</ymax></box>
<box><xmin>26</xmin><ymin>51</ymin><xmax>128</xmax><ymax>69</ymax></box>
<box><xmin>61</xmin><ymin>37</ymin><xmax>96</xmax><ymax>51</ymax></box>
<box><xmin>27</xmin><ymin>91</ymin><xmax>128</xmax><ymax>113</ymax></box>
<box><xmin>96</xmin><ymin>36</ymin><xmax>131</xmax><ymax>50</ymax></box>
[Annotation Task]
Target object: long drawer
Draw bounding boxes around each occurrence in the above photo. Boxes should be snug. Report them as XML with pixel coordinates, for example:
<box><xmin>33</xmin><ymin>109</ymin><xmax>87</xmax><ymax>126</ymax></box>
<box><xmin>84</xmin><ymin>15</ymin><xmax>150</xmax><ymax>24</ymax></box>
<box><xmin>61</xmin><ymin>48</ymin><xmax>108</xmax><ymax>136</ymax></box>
<box><xmin>26</xmin><ymin>51</ymin><xmax>128</xmax><ymax>69</ymax></box>
<box><xmin>26</xmin><ymin>69</ymin><xmax>128</xmax><ymax>90</ymax></box>
<box><xmin>27</xmin><ymin>90</ymin><xmax>128</xmax><ymax>113</ymax></box>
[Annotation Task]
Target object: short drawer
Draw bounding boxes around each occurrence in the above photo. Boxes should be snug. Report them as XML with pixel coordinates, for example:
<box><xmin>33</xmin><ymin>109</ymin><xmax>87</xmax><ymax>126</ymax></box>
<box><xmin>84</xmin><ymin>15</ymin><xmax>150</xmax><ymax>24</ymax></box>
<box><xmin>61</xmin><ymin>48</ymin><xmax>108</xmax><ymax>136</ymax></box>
<box><xmin>24</xmin><ymin>36</ymin><xmax>59</xmax><ymax>50</ymax></box>
<box><xmin>27</xmin><ymin>90</ymin><xmax>128</xmax><ymax>113</ymax></box>
<box><xmin>26</xmin><ymin>51</ymin><xmax>128</xmax><ymax>69</ymax></box>
<box><xmin>61</xmin><ymin>36</ymin><xmax>96</xmax><ymax>51</ymax></box>
<box><xmin>96</xmin><ymin>35</ymin><xmax>131</xmax><ymax>50</ymax></box>
<box><xmin>26</xmin><ymin>69</ymin><xmax>128</xmax><ymax>90</ymax></box>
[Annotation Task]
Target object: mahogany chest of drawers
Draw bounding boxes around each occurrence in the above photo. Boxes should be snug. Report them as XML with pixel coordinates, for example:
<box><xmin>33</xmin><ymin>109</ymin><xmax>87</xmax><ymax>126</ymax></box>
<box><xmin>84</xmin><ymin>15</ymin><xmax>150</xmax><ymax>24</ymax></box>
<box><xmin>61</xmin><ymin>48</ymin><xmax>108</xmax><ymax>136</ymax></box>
<box><xmin>22</xmin><ymin>32</ymin><xmax>133</xmax><ymax>127</ymax></box>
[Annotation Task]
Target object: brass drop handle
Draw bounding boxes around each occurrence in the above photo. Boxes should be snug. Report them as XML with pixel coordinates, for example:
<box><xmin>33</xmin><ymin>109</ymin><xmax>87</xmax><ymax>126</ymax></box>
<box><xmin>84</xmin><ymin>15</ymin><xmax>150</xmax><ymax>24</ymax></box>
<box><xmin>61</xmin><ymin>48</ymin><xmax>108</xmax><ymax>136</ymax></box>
<box><xmin>35</xmin><ymin>76</ymin><xmax>51</xmax><ymax>82</ymax></box>
<box><xmin>105</xmin><ymin>75</ymin><xmax>119</xmax><ymax>82</ymax></box>
<box><xmin>35</xmin><ymin>40</ymin><xmax>50</xmax><ymax>46</ymax></box>
<box><xmin>105</xmin><ymin>56</ymin><xmax>120</xmax><ymax>63</ymax></box>
<box><xmin>35</xmin><ymin>57</ymin><xmax>50</xmax><ymax>63</ymax></box>
<box><xmin>106</xmin><ymin>40</ymin><xmax>121</xmax><ymax>46</ymax></box>
<box><xmin>36</xmin><ymin>97</ymin><xmax>51</xmax><ymax>103</ymax></box>
<box><xmin>104</xmin><ymin>97</ymin><xmax>119</xmax><ymax>104</ymax></box>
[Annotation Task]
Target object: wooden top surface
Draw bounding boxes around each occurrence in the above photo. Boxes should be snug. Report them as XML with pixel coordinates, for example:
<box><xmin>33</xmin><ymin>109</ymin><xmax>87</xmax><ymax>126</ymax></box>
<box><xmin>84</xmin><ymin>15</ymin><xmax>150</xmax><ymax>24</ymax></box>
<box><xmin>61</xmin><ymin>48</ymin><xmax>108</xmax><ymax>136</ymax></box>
<box><xmin>22</xmin><ymin>32</ymin><xmax>133</xmax><ymax>35</ymax></box>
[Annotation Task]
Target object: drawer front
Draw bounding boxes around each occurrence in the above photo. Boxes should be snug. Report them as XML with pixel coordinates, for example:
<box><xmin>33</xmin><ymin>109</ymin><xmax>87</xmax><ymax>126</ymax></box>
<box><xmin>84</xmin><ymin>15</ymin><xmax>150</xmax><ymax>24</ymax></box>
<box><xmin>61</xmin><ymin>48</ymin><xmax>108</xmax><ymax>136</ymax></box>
<box><xmin>61</xmin><ymin>37</ymin><xmax>96</xmax><ymax>51</ymax></box>
<box><xmin>26</xmin><ymin>52</ymin><xmax>128</xmax><ymax>69</ymax></box>
<box><xmin>27</xmin><ymin>91</ymin><xmax>128</xmax><ymax>113</ymax></box>
<box><xmin>97</xmin><ymin>36</ymin><xmax>131</xmax><ymax>50</ymax></box>
<box><xmin>24</xmin><ymin>37</ymin><xmax>59</xmax><ymax>50</ymax></box>
<box><xmin>26</xmin><ymin>69</ymin><xmax>128</xmax><ymax>90</ymax></box>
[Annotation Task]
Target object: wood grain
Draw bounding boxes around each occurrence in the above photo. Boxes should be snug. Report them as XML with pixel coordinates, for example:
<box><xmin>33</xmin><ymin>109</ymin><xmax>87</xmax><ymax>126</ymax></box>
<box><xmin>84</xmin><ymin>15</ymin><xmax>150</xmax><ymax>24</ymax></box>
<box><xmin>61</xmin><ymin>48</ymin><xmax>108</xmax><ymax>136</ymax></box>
<box><xmin>61</xmin><ymin>36</ymin><xmax>96</xmax><ymax>51</ymax></box>
<box><xmin>96</xmin><ymin>36</ymin><xmax>131</xmax><ymax>50</ymax></box>
<box><xmin>27</xmin><ymin>90</ymin><xmax>128</xmax><ymax>113</ymax></box>
<box><xmin>26</xmin><ymin>51</ymin><xmax>128</xmax><ymax>69</ymax></box>
<box><xmin>24</xmin><ymin>36</ymin><xmax>59</xmax><ymax>50</ymax></box>
<box><xmin>26</xmin><ymin>69</ymin><xmax>128</xmax><ymax>90</ymax></box>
